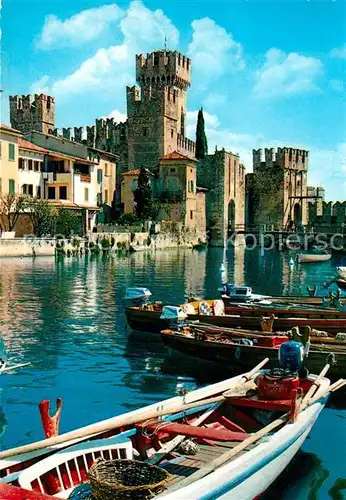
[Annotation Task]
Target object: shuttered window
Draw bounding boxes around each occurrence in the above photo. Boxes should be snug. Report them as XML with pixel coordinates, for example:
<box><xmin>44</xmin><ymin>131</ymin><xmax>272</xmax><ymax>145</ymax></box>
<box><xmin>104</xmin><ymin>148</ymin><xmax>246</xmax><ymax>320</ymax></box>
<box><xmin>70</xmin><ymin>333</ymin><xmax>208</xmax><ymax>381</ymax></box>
<box><xmin>9</xmin><ymin>143</ymin><xmax>15</xmax><ymax>161</ymax></box>
<box><xmin>9</xmin><ymin>179</ymin><xmax>15</xmax><ymax>194</ymax></box>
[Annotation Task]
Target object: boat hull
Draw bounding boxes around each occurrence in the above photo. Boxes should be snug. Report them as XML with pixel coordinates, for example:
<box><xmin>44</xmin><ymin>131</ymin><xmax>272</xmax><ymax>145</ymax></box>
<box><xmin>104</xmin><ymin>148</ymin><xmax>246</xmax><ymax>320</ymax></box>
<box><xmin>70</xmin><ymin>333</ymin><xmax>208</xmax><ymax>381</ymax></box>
<box><xmin>125</xmin><ymin>306</ymin><xmax>346</xmax><ymax>335</ymax></box>
<box><xmin>161</xmin><ymin>333</ymin><xmax>346</xmax><ymax>379</ymax></box>
<box><xmin>298</xmin><ymin>254</ymin><xmax>331</xmax><ymax>263</ymax></box>
<box><xmin>160</xmin><ymin>396</ymin><xmax>327</xmax><ymax>499</ymax></box>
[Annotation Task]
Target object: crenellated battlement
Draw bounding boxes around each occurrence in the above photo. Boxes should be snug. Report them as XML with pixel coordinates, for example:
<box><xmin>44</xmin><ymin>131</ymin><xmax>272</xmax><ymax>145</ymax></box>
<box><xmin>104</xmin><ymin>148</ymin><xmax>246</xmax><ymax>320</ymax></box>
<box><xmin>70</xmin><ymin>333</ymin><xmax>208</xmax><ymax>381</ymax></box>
<box><xmin>9</xmin><ymin>93</ymin><xmax>55</xmax><ymax>134</ymax></box>
<box><xmin>136</xmin><ymin>50</ymin><xmax>191</xmax><ymax>90</ymax></box>
<box><xmin>253</xmin><ymin>146</ymin><xmax>309</xmax><ymax>171</ymax></box>
<box><xmin>176</xmin><ymin>133</ymin><xmax>196</xmax><ymax>159</ymax></box>
<box><xmin>50</xmin><ymin>117</ymin><xmax>128</xmax><ymax>155</ymax></box>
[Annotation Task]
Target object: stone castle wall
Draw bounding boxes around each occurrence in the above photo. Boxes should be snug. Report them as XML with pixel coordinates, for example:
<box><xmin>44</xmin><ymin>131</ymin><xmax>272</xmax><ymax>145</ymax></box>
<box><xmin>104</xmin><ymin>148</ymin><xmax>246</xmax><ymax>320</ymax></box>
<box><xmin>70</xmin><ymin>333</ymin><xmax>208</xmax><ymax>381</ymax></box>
<box><xmin>10</xmin><ymin>94</ymin><xmax>55</xmax><ymax>135</ymax></box>
<box><xmin>308</xmin><ymin>201</ymin><xmax>346</xmax><ymax>232</ymax></box>
<box><xmin>248</xmin><ymin>147</ymin><xmax>309</xmax><ymax>230</ymax></box>
<box><xmin>198</xmin><ymin>149</ymin><xmax>245</xmax><ymax>245</ymax></box>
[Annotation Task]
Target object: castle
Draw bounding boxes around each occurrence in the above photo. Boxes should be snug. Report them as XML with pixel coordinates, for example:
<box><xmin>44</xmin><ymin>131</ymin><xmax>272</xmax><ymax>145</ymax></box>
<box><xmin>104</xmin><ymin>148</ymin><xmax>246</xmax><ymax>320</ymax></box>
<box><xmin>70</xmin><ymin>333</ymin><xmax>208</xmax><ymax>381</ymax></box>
<box><xmin>246</xmin><ymin>147</ymin><xmax>310</xmax><ymax>230</ymax></box>
<box><xmin>9</xmin><ymin>49</ymin><xmax>333</xmax><ymax>243</ymax></box>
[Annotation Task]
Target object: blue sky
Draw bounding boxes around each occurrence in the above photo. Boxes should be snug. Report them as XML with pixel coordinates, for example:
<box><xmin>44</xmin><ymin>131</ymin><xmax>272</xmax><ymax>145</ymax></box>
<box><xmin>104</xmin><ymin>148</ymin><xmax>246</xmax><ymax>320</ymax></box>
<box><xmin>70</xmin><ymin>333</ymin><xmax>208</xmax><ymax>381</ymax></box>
<box><xmin>1</xmin><ymin>0</ymin><xmax>345</xmax><ymax>199</ymax></box>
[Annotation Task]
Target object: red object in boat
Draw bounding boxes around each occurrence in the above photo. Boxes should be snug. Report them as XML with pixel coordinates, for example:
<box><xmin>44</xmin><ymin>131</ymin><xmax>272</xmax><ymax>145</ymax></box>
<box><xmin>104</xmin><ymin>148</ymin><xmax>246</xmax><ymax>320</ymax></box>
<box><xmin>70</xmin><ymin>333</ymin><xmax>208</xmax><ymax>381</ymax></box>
<box><xmin>257</xmin><ymin>374</ymin><xmax>300</xmax><ymax>400</ymax></box>
<box><xmin>256</xmin><ymin>336</ymin><xmax>289</xmax><ymax>348</ymax></box>
<box><xmin>39</xmin><ymin>398</ymin><xmax>63</xmax><ymax>438</ymax></box>
<box><xmin>136</xmin><ymin>422</ymin><xmax>248</xmax><ymax>441</ymax></box>
<box><xmin>0</xmin><ymin>483</ymin><xmax>54</xmax><ymax>499</ymax></box>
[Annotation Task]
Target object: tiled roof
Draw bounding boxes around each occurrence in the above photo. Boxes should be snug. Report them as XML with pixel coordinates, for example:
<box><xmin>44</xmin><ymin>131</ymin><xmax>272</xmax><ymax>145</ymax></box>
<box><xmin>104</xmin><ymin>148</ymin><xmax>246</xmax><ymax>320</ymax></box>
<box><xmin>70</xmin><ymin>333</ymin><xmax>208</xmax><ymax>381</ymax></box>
<box><xmin>121</xmin><ymin>169</ymin><xmax>141</xmax><ymax>176</ymax></box>
<box><xmin>18</xmin><ymin>138</ymin><xmax>48</xmax><ymax>153</ymax></box>
<box><xmin>159</xmin><ymin>151</ymin><xmax>195</xmax><ymax>161</ymax></box>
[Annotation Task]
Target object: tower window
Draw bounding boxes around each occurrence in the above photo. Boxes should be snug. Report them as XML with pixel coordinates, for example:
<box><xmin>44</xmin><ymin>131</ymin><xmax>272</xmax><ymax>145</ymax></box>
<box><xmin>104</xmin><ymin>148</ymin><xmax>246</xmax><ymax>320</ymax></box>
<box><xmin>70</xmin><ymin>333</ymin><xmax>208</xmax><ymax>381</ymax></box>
<box><xmin>190</xmin><ymin>210</ymin><xmax>193</xmax><ymax>220</ymax></box>
<box><xmin>143</xmin><ymin>127</ymin><xmax>148</xmax><ymax>137</ymax></box>
<box><xmin>154</xmin><ymin>53</ymin><xmax>159</xmax><ymax>66</ymax></box>
<box><xmin>171</xmin><ymin>129</ymin><xmax>174</xmax><ymax>138</ymax></box>
<box><xmin>173</xmin><ymin>91</ymin><xmax>176</xmax><ymax>104</ymax></box>
<box><xmin>169</xmin><ymin>168</ymin><xmax>176</xmax><ymax>173</ymax></box>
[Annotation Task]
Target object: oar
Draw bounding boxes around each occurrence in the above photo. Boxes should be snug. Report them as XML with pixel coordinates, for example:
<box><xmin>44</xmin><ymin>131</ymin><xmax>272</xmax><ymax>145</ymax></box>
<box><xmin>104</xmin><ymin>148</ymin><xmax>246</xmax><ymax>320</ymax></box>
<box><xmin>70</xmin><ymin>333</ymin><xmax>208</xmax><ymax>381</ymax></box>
<box><xmin>165</xmin><ymin>377</ymin><xmax>342</xmax><ymax>494</ymax></box>
<box><xmin>0</xmin><ymin>362</ymin><xmax>31</xmax><ymax>373</ymax></box>
<box><xmin>301</xmin><ymin>363</ymin><xmax>330</xmax><ymax>407</ymax></box>
<box><xmin>0</xmin><ymin>359</ymin><xmax>269</xmax><ymax>460</ymax></box>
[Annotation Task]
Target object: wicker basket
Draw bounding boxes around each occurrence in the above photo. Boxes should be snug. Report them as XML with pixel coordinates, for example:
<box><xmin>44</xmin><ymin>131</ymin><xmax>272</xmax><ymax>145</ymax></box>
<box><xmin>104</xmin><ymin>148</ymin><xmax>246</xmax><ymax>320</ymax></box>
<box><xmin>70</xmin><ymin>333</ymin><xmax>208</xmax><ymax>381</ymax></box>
<box><xmin>87</xmin><ymin>458</ymin><xmax>171</xmax><ymax>500</ymax></box>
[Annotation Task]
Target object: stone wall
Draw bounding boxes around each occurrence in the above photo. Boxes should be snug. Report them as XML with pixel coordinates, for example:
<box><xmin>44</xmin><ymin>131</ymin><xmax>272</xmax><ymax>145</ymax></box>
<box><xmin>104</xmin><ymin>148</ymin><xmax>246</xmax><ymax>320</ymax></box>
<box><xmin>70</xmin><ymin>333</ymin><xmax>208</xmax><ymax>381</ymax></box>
<box><xmin>0</xmin><ymin>224</ymin><xmax>206</xmax><ymax>257</ymax></box>
<box><xmin>249</xmin><ymin>147</ymin><xmax>309</xmax><ymax>230</ymax></box>
<box><xmin>308</xmin><ymin>201</ymin><xmax>346</xmax><ymax>232</ymax></box>
<box><xmin>0</xmin><ymin>237</ymin><xmax>57</xmax><ymax>257</ymax></box>
<box><xmin>198</xmin><ymin>149</ymin><xmax>246</xmax><ymax>246</ymax></box>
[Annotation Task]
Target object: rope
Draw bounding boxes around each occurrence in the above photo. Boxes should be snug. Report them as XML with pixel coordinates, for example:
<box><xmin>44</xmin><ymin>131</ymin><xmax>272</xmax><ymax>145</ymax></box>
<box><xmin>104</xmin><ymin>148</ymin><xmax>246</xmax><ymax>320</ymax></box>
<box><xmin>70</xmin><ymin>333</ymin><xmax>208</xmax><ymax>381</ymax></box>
<box><xmin>140</xmin><ymin>419</ymin><xmax>174</xmax><ymax>439</ymax></box>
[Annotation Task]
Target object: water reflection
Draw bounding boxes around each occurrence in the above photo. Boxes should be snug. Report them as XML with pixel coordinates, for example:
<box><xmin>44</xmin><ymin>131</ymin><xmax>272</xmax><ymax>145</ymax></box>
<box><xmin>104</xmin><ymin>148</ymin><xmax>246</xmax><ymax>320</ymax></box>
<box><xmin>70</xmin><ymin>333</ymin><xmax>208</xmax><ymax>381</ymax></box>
<box><xmin>262</xmin><ymin>451</ymin><xmax>330</xmax><ymax>500</ymax></box>
<box><xmin>0</xmin><ymin>249</ymin><xmax>345</xmax><ymax>498</ymax></box>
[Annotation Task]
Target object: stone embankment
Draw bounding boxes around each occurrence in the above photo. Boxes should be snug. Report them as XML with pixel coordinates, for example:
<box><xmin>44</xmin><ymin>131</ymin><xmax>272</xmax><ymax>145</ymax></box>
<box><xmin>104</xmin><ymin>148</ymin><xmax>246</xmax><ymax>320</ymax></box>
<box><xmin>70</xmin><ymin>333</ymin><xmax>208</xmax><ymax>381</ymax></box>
<box><xmin>0</xmin><ymin>231</ymin><xmax>207</xmax><ymax>258</ymax></box>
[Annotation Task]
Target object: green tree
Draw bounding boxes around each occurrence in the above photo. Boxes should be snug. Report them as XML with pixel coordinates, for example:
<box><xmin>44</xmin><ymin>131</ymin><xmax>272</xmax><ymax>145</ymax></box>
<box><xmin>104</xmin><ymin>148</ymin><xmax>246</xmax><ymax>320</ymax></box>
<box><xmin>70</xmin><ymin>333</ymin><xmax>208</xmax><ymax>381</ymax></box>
<box><xmin>55</xmin><ymin>208</ymin><xmax>81</xmax><ymax>237</ymax></box>
<box><xmin>195</xmin><ymin>107</ymin><xmax>208</xmax><ymax>160</ymax></box>
<box><xmin>26</xmin><ymin>198</ymin><xmax>56</xmax><ymax>236</ymax></box>
<box><xmin>133</xmin><ymin>167</ymin><xmax>152</xmax><ymax>220</ymax></box>
<box><xmin>0</xmin><ymin>194</ymin><xmax>27</xmax><ymax>232</ymax></box>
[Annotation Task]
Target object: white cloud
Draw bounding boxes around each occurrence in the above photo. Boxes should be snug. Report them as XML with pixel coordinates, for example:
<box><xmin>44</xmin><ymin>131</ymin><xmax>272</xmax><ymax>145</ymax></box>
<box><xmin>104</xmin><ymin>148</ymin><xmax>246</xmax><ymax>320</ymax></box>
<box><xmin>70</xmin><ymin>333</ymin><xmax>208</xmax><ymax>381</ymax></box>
<box><xmin>37</xmin><ymin>4</ymin><xmax>124</xmax><ymax>49</ymax></box>
<box><xmin>330</xmin><ymin>44</ymin><xmax>346</xmax><ymax>59</ymax></box>
<box><xmin>106</xmin><ymin>109</ymin><xmax>127</xmax><ymax>122</ymax></box>
<box><xmin>253</xmin><ymin>48</ymin><xmax>323</xmax><ymax>98</ymax></box>
<box><xmin>50</xmin><ymin>44</ymin><xmax>131</xmax><ymax>96</ymax></box>
<box><xmin>120</xmin><ymin>1</ymin><xmax>179</xmax><ymax>48</ymax></box>
<box><xmin>188</xmin><ymin>17</ymin><xmax>244</xmax><ymax>87</ymax></box>
<box><xmin>187</xmin><ymin>109</ymin><xmax>344</xmax><ymax>200</ymax></box>
<box><xmin>30</xmin><ymin>75</ymin><xmax>50</xmax><ymax>94</ymax></box>
<box><xmin>33</xmin><ymin>1</ymin><xmax>179</xmax><ymax>97</ymax></box>
<box><xmin>186</xmin><ymin>110</ymin><xmax>263</xmax><ymax>169</ymax></box>
<box><xmin>309</xmin><ymin>144</ymin><xmax>346</xmax><ymax>200</ymax></box>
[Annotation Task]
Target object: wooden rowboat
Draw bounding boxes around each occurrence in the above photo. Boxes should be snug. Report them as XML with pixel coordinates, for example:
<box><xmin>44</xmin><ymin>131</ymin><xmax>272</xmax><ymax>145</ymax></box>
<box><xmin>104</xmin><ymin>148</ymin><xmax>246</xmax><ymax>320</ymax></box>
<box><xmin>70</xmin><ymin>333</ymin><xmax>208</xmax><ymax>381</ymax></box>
<box><xmin>336</xmin><ymin>279</ymin><xmax>346</xmax><ymax>290</ymax></box>
<box><xmin>0</xmin><ymin>362</ymin><xmax>339</xmax><ymax>500</ymax></box>
<box><xmin>125</xmin><ymin>301</ymin><xmax>346</xmax><ymax>335</ymax></box>
<box><xmin>160</xmin><ymin>329</ymin><xmax>346</xmax><ymax>379</ymax></box>
<box><xmin>297</xmin><ymin>253</ymin><xmax>331</xmax><ymax>263</ymax></box>
<box><xmin>336</xmin><ymin>267</ymin><xmax>346</xmax><ymax>279</ymax></box>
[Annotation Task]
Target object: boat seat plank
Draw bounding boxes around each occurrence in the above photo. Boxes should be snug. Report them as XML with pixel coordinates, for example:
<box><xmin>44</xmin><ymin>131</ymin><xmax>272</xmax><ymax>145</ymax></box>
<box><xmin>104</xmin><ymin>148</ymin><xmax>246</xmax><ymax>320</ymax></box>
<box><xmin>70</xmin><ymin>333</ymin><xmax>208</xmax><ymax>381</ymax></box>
<box><xmin>138</xmin><ymin>422</ymin><xmax>248</xmax><ymax>442</ymax></box>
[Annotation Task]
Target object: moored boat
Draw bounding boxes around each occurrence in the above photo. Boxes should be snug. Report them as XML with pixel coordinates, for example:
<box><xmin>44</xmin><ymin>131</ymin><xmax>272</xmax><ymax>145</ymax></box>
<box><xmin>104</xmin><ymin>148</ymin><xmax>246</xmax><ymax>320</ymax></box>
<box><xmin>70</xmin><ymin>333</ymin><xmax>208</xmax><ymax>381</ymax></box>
<box><xmin>125</xmin><ymin>299</ymin><xmax>346</xmax><ymax>335</ymax></box>
<box><xmin>1</xmin><ymin>356</ymin><xmax>343</xmax><ymax>500</ymax></box>
<box><xmin>336</xmin><ymin>266</ymin><xmax>346</xmax><ymax>279</ymax></box>
<box><xmin>160</xmin><ymin>328</ymin><xmax>346</xmax><ymax>380</ymax></box>
<box><xmin>336</xmin><ymin>279</ymin><xmax>346</xmax><ymax>290</ymax></box>
<box><xmin>297</xmin><ymin>253</ymin><xmax>331</xmax><ymax>263</ymax></box>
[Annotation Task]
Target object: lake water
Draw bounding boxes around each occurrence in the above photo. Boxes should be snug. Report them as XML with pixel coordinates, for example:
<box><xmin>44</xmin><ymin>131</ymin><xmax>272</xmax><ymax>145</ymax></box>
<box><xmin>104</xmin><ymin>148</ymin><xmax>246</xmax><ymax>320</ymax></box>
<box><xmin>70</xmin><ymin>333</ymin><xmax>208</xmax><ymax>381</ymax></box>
<box><xmin>0</xmin><ymin>247</ymin><xmax>345</xmax><ymax>499</ymax></box>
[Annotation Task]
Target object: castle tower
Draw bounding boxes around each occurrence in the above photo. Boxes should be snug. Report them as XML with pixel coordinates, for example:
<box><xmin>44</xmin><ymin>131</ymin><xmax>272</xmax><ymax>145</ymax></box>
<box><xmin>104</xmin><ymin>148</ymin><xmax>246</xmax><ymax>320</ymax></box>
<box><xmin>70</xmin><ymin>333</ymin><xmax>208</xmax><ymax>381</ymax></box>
<box><xmin>247</xmin><ymin>146</ymin><xmax>309</xmax><ymax>229</ymax></box>
<box><xmin>127</xmin><ymin>50</ymin><xmax>194</xmax><ymax>170</ymax></box>
<box><xmin>9</xmin><ymin>94</ymin><xmax>55</xmax><ymax>135</ymax></box>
